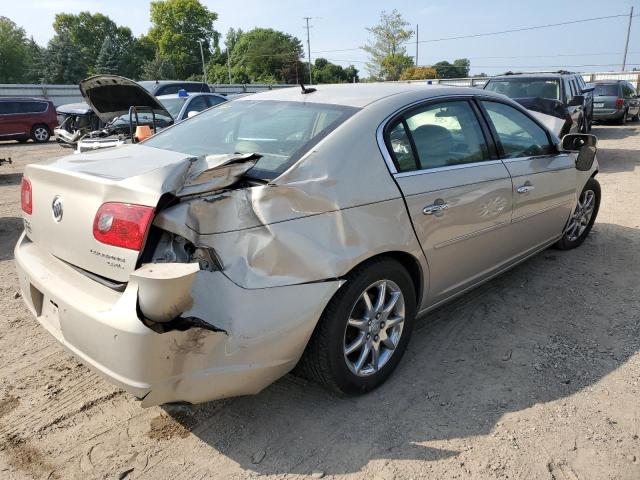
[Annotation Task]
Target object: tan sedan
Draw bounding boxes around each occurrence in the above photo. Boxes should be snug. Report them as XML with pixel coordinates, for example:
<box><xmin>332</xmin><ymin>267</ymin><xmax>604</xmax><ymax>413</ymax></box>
<box><xmin>15</xmin><ymin>84</ymin><xmax>600</xmax><ymax>406</ymax></box>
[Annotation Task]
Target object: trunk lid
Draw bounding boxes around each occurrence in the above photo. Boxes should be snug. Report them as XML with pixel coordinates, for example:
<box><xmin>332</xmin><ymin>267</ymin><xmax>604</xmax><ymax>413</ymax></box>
<box><xmin>22</xmin><ymin>145</ymin><xmax>257</xmax><ymax>282</ymax></box>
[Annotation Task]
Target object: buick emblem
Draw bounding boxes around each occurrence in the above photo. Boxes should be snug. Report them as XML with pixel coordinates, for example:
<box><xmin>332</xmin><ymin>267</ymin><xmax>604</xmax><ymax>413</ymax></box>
<box><xmin>51</xmin><ymin>196</ymin><xmax>63</xmax><ymax>222</ymax></box>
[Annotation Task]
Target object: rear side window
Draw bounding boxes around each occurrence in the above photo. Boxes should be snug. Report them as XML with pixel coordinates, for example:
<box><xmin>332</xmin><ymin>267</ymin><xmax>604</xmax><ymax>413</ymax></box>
<box><xmin>622</xmin><ymin>83</ymin><xmax>635</xmax><ymax>98</ymax></box>
<box><xmin>186</xmin><ymin>96</ymin><xmax>209</xmax><ymax>113</ymax></box>
<box><xmin>207</xmin><ymin>96</ymin><xmax>226</xmax><ymax>107</ymax></box>
<box><xmin>0</xmin><ymin>101</ymin><xmax>46</xmax><ymax>114</ymax></box>
<box><xmin>593</xmin><ymin>84</ymin><xmax>619</xmax><ymax>97</ymax></box>
<box><xmin>387</xmin><ymin>100</ymin><xmax>491</xmax><ymax>172</ymax></box>
<box><xmin>482</xmin><ymin>101</ymin><xmax>554</xmax><ymax>158</ymax></box>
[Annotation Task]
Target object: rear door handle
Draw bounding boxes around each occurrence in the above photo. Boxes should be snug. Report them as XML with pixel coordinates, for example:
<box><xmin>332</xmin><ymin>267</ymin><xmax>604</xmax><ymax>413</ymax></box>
<box><xmin>516</xmin><ymin>184</ymin><xmax>535</xmax><ymax>194</ymax></box>
<box><xmin>423</xmin><ymin>200</ymin><xmax>449</xmax><ymax>216</ymax></box>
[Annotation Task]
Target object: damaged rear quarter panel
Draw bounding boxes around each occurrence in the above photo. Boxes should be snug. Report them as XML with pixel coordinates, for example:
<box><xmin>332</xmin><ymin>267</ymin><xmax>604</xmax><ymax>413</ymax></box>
<box><xmin>152</xmin><ymin>101</ymin><xmax>429</xmax><ymax>291</ymax></box>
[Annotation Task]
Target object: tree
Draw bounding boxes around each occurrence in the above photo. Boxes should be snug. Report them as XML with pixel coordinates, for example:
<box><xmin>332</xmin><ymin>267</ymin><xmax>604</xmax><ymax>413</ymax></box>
<box><xmin>227</xmin><ymin>28</ymin><xmax>304</xmax><ymax>84</ymax></box>
<box><xmin>95</xmin><ymin>36</ymin><xmax>119</xmax><ymax>75</ymax></box>
<box><xmin>53</xmin><ymin>11</ymin><xmax>140</xmax><ymax>79</ymax></box>
<box><xmin>362</xmin><ymin>10</ymin><xmax>414</xmax><ymax>81</ymax></box>
<box><xmin>43</xmin><ymin>33</ymin><xmax>87</xmax><ymax>84</ymax></box>
<box><xmin>433</xmin><ymin>58</ymin><xmax>471</xmax><ymax>79</ymax></box>
<box><xmin>399</xmin><ymin>66</ymin><xmax>438</xmax><ymax>81</ymax></box>
<box><xmin>141</xmin><ymin>53</ymin><xmax>177</xmax><ymax>80</ymax></box>
<box><xmin>24</xmin><ymin>37</ymin><xmax>46</xmax><ymax>83</ymax></box>
<box><xmin>0</xmin><ymin>17</ymin><xmax>29</xmax><ymax>83</ymax></box>
<box><xmin>148</xmin><ymin>0</ymin><xmax>218</xmax><ymax>79</ymax></box>
<box><xmin>311</xmin><ymin>58</ymin><xmax>359</xmax><ymax>84</ymax></box>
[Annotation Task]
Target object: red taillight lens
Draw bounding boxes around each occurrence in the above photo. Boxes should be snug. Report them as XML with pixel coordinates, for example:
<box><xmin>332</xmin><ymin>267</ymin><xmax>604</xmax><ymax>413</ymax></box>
<box><xmin>615</xmin><ymin>98</ymin><xmax>625</xmax><ymax>109</ymax></box>
<box><xmin>21</xmin><ymin>177</ymin><xmax>32</xmax><ymax>215</ymax></box>
<box><xmin>92</xmin><ymin>203</ymin><xmax>154</xmax><ymax>251</ymax></box>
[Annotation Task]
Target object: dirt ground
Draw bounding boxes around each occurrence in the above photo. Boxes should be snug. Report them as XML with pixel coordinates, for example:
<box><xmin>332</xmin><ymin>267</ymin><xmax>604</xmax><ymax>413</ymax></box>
<box><xmin>0</xmin><ymin>124</ymin><xmax>639</xmax><ymax>480</ymax></box>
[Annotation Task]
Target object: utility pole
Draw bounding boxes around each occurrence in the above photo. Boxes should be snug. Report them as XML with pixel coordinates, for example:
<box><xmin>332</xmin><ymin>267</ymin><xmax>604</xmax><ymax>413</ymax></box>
<box><xmin>304</xmin><ymin>17</ymin><xmax>313</xmax><ymax>84</ymax></box>
<box><xmin>197</xmin><ymin>40</ymin><xmax>207</xmax><ymax>84</ymax></box>
<box><xmin>622</xmin><ymin>6</ymin><xmax>634</xmax><ymax>71</ymax></box>
<box><xmin>415</xmin><ymin>24</ymin><xmax>419</xmax><ymax>66</ymax></box>
<box><xmin>227</xmin><ymin>52</ymin><xmax>232</xmax><ymax>84</ymax></box>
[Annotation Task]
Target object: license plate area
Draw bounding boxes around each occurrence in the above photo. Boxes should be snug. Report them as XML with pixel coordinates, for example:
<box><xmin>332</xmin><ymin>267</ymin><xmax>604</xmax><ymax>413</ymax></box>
<box><xmin>594</xmin><ymin>103</ymin><xmax>604</xmax><ymax>108</ymax></box>
<box><xmin>40</xmin><ymin>296</ymin><xmax>62</xmax><ymax>333</ymax></box>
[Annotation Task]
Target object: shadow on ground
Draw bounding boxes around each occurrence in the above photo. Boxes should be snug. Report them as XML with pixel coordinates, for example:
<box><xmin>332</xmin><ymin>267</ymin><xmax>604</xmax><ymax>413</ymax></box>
<box><xmin>0</xmin><ymin>217</ymin><xmax>23</xmax><ymax>261</ymax></box>
<box><xmin>164</xmin><ymin>222</ymin><xmax>640</xmax><ymax>476</ymax></box>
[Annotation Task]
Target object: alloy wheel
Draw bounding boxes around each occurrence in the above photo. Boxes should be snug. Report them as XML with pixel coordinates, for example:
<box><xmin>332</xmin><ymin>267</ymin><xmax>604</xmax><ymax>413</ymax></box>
<box><xmin>33</xmin><ymin>127</ymin><xmax>48</xmax><ymax>142</ymax></box>
<box><xmin>343</xmin><ymin>279</ymin><xmax>405</xmax><ymax>377</ymax></box>
<box><xmin>565</xmin><ymin>189</ymin><xmax>596</xmax><ymax>242</ymax></box>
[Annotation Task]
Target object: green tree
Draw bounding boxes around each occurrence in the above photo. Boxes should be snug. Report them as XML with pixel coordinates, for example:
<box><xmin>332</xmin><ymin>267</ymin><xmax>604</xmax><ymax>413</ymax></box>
<box><xmin>433</xmin><ymin>58</ymin><xmax>471</xmax><ymax>79</ymax></box>
<box><xmin>43</xmin><ymin>33</ymin><xmax>87</xmax><ymax>84</ymax></box>
<box><xmin>228</xmin><ymin>28</ymin><xmax>303</xmax><ymax>83</ymax></box>
<box><xmin>0</xmin><ymin>17</ymin><xmax>29</xmax><ymax>83</ymax></box>
<box><xmin>24</xmin><ymin>37</ymin><xmax>46</xmax><ymax>83</ymax></box>
<box><xmin>141</xmin><ymin>53</ymin><xmax>177</xmax><ymax>80</ymax></box>
<box><xmin>311</xmin><ymin>58</ymin><xmax>359</xmax><ymax>84</ymax></box>
<box><xmin>362</xmin><ymin>10</ymin><xmax>414</xmax><ymax>81</ymax></box>
<box><xmin>344</xmin><ymin>65</ymin><xmax>359</xmax><ymax>83</ymax></box>
<box><xmin>399</xmin><ymin>65</ymin><xmax>438</xmax><ymax>80</ymax></box>
<box><xmin>95</xmin><ymin>36</ymin><xmax>119</xmax><ymax>75</ymax></box>
<box><xmin>148</xmin><ymin>0</ymin><xmax>218</xmax><ymax>79</ymax></box>
<box><xmin>53</xmin><ymin>11</ymin><xmax>140</xmax><ymax>79</ymax></box>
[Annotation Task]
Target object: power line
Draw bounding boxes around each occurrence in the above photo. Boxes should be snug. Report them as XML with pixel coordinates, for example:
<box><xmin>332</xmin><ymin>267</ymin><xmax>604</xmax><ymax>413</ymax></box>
<box><xmin>312</xmin><ymin>13</ymin><xmax>634</xmax><ymax>54</ymax></box>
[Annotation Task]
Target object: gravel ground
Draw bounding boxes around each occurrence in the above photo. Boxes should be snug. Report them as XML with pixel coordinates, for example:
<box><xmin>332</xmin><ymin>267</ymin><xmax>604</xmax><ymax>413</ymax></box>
<box><xmin>0</xmin><ymin>124</ymin><xmax>639</xmax><ymax>480</ymax></box>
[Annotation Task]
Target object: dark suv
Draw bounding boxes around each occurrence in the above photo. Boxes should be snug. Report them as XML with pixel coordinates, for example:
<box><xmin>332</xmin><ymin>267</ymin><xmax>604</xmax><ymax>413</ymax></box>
<box><xmin>0</xmin><ymin>98</ymin><xmax>58</xmax><ymax>143</ymax></box>
<box><xmin>588</xmin><ymin>80</ymin><xmax>639</xmax><ymax>124</ymax></box>
<box><xmin>484</xmin><ymin>71</ymin><xmax>594</xmax><ymax>135</ymax></box>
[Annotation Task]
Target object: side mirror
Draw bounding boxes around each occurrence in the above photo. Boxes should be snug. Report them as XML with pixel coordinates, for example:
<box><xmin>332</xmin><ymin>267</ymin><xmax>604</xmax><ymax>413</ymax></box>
<box><xmin>187</xmin><ymin>111</ymin><xmax>198</xmax><ymax>119</ymax></box>
<box><xmin>561</xmin><ymin>134</ymin><xmax>597</xmax><ymax>172</ymax></box>
<box><xmin>568</xmin><ymin>94</ymin><xmax>584</xmax><ymax>107</ymax></box>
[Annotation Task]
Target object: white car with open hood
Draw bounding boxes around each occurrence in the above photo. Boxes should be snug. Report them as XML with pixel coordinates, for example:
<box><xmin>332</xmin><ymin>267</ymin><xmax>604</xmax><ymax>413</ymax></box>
<box><xmin>16</xmin><ymin>84</ymin><xmax>600</xmax><ymax>406</ymax></box>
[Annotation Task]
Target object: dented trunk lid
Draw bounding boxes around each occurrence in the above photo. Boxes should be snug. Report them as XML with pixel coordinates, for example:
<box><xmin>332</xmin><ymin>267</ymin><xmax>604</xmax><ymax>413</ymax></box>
<box><xmin>22</xmin><ymin>145</ymin><xmax>256</xmax><ymax>282</ymax></box>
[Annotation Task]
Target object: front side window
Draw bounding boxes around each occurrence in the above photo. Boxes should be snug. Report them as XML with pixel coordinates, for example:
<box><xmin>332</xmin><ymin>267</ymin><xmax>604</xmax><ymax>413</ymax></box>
<box><xmin>482</xmin><ymin>101</ymin><xmax>553</xmax><ymax>159</ymax></box>
<box><xmin>387</xmin><ymin>100</ymin><xmax>490</xmax><ymax>171</ymax></box>
<box><xmin>144</xmin><ymin>100</ymin><xmax>357</xmax><ymax>180</ymax></box>
<box><xmin>186</xmin><ymin>96</ymin><xmax>209</xmax><ymax>114</ymax></box>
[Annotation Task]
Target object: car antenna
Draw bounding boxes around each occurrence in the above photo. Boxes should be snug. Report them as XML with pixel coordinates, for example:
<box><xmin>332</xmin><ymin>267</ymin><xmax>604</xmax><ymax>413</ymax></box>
<box><xmin>300</xmin><ymin>81</ymin><xmax>316</xmax><ymax>94</ymax></box>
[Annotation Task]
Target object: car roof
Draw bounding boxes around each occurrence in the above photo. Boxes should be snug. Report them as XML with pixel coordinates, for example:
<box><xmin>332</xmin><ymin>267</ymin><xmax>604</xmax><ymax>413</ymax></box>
<box><xmin>155</xmin><ymin>92</ymin><xmax>223</xmax><ymax>100</ymax></box>
<box><xmin>234</xmin><ymin>83</ymin><xmax>502</xmax><ymax>108</ymax></box>
<box><xmin>488</xmin><ymin>73</ymin><xmax>574</xmax><ymax>80</ymax></box>
<box><xmin>591</xmin><ymin>80</ymin><xmax>625</xmax><ymax>84</ymax></box>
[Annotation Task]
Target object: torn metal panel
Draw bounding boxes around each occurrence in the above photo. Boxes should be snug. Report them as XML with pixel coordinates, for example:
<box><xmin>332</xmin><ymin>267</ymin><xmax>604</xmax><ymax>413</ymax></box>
<box><xmin>131</xmin><ymin>262</ymin><xmax>200</xmax><ymax>322</ymax></box>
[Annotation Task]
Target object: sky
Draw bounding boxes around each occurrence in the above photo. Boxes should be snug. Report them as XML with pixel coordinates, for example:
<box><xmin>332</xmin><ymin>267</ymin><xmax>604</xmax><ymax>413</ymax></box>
<box><xmin>4</xmin><ymin>0</ymin><xmax>640</xmax><ymax>76</ymax></box>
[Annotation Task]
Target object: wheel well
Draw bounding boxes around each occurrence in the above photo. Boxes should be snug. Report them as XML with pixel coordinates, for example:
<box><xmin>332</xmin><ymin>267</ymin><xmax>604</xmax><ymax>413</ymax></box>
<box><xmin>347</xmin><ymin>251</ymin><xmax>424</xmax><ymax>307</ymax></box>
<box><xmin>31</xmin><ymin>123</ymin><xmax>50</xmax><ymax>133</ymax></box>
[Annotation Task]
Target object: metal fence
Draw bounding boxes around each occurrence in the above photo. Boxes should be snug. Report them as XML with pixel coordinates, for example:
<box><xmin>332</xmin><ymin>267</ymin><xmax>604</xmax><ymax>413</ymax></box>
<box><xmin>0</xmin><ymin>83</ymin><xmax>294</xmax><ymax>106</ymax></box>
<box><xmin>2</xmin><ymin>71</ymin><xmax>640</xmax><ymax>107</ymax></box>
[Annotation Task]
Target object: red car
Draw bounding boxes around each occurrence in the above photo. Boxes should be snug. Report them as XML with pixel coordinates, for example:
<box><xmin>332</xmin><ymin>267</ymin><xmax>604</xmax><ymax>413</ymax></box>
<box><xmin>0</xmin><ymin>97</ymin><xmax>58</xmax><ymax>143</ymax></box>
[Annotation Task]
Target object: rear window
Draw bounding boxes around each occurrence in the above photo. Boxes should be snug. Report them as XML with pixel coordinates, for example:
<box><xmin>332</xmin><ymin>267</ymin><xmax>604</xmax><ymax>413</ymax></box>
<box><xmin>593</xmin><ymin>84</ymin><xmax>619</xmax><ymax>97</ymax></box>
<box><xmin>485</xmin><ymin>79</ymin><xmax>560</xmax><ymax>101</ymax></box>
<box><xmin>0</xmin><ymin>101</ymin><xmax>47</xmax><ymax>114</ymax></box>
<box><xmin>144</xmin><ymin>100</ymin><xmax>358</xmax><ymax>180</ymax></box>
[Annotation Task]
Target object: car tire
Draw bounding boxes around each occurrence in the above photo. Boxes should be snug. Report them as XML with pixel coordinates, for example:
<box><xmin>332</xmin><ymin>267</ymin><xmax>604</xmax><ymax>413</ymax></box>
<box><xmin>31</xmin><ymin>125</ymin><xmax>50</xmax><ymax>143</ymax></box>
<box><xmin>554</xmin><ymin>178</ymin><xmax>600</xmax><ymax>250</ymax></box>
<box><xmin>296</xmin><ymin>258</ymin><xmax>417</xmax><ymax>395</ymax></box>
<box><xmin>616</xmin><ymin>109</ymin><xmax>628</xmax><ymax>125</ymax></box>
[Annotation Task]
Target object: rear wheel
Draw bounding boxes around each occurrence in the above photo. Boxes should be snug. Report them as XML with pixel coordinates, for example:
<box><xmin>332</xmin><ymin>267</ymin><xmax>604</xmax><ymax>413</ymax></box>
<box><xmin>616</xmin><ymin>109</ymin><xmax>628</xmax><ymax>125</ymax></box>
<box><xmin>31</xmin><ymin>125</ymin><xmax>50</xmax><ymax>143</ymax></box>
<box><xmin>296</xmin><ymin>258</ymin><xmax>416</xmax><ymax>394</ymax></box>
<box><xmin>554</xmin><ymin>178</ymin><xmax>600</xmax><ymax>250</ymax></box>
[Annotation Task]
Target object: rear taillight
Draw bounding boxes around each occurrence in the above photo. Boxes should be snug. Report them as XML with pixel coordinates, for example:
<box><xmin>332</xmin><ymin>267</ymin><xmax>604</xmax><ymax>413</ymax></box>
<box><xmin>93</xmin><ymin>203</ymin><xmax>154</xmax><ymax>251</ymax></box>
<box><xmin>21</xmin><ymin>177</ymin><xmax>32</xmax><ymax>215</ymax></box>
<box><xmin>615</xmin><ymin>98</ymin><xmax>625</xmax><ymax>109</ymax></box>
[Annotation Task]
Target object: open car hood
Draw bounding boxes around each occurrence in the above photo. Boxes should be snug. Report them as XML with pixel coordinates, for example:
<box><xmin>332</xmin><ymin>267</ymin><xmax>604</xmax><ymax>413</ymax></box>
<box><xmin>79</xmin><ymin>75</ymin><xmax>172</xmax><ymax>124</ymax></box>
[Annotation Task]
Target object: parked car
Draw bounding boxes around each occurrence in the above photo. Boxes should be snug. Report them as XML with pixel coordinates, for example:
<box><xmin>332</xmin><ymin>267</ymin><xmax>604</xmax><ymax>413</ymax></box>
<box><xmin>15</xmin><ymin>84</ymin><xmax>600</xmax><ymax>406</ymax></box>
<box><xmin>157</xmin><ymin>91</ymin><xmax>227</xmax><ymax>122</ymax></box>
<box><xmin>588</xmin><ymin>80</ymin><xmax>640</xmax><ymax>124</ymax></box>
<box><xmin>484</xmin><ymin>71</ymin><xmax>594</xmax><ymax>135</ymax></box>
<box><xmin>137</xmin><ymin>80</ymin><xmax>210</xmax><ymax>96</ymax></box>
<box><xmin>56</xmin><ymin>79</ymin><xmax>211</xmax><ymax>142</ymax></box>
<box><xmin>0</xmin><ymin>97</ymin><xmax>58</xmax><ymax>143</ymax></box>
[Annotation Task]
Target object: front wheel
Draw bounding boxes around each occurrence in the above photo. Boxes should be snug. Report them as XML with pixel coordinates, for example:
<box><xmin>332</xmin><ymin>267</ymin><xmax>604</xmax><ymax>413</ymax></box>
<box><xmin>554</xmin><ymin>178</ymin><xmax>600</xmax><ymax>250</ymax></box>
<box><xmin>296</xmin><ymin>259</ymin><xmax>416</xmax><ymax>395</ymax></box>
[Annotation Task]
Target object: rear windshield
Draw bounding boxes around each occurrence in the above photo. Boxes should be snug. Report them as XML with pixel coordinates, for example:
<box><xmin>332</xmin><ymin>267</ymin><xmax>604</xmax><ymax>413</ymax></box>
<box><xmin>144</xmin><ymin>100</ymin><xmax>358</xmax><ymax>180</ymax></box>
<box><xmin>593</xmin><ymin>84</ymin><xmax>619</xmax><ymax>97</ymax></box>
<box><xmin>485</xmin><ymin>79</ymin><xmax>561</xmax><ymax>101</ymax></box>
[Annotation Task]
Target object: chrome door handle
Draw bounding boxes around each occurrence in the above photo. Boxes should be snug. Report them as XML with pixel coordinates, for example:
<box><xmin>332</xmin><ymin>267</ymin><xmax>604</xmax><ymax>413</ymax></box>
<box><xmin>423</xmin><ymin>200</ymin><xmax>449</xmax><ymax>215</ymax></box>
<box><xmin>516</xmin><ymin>184</ymin><xmax>535</xmax><ymax>194</ymax></box>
